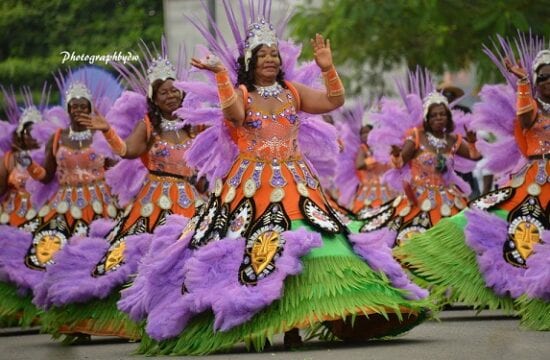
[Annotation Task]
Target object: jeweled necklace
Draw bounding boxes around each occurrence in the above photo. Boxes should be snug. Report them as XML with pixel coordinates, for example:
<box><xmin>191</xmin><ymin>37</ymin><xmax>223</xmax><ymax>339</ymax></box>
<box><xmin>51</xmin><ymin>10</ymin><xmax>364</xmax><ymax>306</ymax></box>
<box><xmin>255</xmin><ymin>82</ymin><xmax>283</xmax><ymax>101</ymax></box>
<box><xmin>68</xmin><ymin>127</ymin><xmax>92</xmax><ymax>147</ymax></box>
<box><xmin>426</xmin><ymin>131</ymin><xmax>447</xmax><ymax>152</ymax></box>
<box><xmin>160</xmin><ymin>116</ymin><xmax>186</xmax><ymax>139</ymax></box>
<box><xmin>537</xmin><ymin>97</ymin><xmax>550</xmax><ymax>113</ymax></box>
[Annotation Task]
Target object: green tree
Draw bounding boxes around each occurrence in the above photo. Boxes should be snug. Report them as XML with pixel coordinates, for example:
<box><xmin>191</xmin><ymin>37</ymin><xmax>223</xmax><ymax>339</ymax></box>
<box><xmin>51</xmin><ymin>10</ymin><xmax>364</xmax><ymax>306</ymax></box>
<box><xmin>290</xmin><ymin>0</ymin><xmax>549</xmax><ymax>94</ymax></box>
<box><xmin>0</xmin><ymin>0</ymin><xmax>163</xmax><ymax>97</ymax></box>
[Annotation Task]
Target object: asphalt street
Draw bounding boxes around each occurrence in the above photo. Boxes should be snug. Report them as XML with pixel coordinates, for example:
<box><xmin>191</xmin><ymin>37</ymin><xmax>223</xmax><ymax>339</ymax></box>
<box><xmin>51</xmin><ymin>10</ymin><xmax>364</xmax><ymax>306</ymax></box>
<box><xmin>0</xmin><ymin>309</ymin><xmax>548</xmax><ymax>360</ymax></box>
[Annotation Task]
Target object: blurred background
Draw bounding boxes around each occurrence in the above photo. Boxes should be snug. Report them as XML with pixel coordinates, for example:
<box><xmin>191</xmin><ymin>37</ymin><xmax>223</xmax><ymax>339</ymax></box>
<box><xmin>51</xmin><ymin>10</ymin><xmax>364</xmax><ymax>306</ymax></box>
<box><xmin>0</xmin><ymin>0</ymin><xmax>548</xmax><ymax>110</ymax></box>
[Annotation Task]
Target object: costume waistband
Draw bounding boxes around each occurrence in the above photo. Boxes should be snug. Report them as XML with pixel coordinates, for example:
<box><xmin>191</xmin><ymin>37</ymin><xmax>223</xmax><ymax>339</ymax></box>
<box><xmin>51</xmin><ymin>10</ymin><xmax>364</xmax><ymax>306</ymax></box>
<box><xmin>528</xmin><ymin>153</ymin><xmax>550</xmax><ymax>160</ymax></box>
<box><xmin>149</xmin><ymin>170</ymin><xmax>195</xmax><ymax>182</ymax></box>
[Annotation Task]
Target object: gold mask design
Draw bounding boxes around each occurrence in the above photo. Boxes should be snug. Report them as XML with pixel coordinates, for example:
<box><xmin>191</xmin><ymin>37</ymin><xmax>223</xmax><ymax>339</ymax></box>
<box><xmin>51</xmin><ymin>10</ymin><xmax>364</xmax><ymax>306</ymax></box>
<box><xmin>35</xmin><ymin>235</ymin><xmax>62</xmax><ymax>265</ymax></box>
<box><xmin>512</xmin><ymin>221</ymin><xmax>540</xmax><ymax>260</ymax></box>
<box><xmin>105</xmin><ymin>241</ymin><xmax>126</xmax><ymax>272</ymax></box>
<box><xmin>251</xmin><ymin>231</ymin><xmax>280</xmax><ymax>274</ymax></box>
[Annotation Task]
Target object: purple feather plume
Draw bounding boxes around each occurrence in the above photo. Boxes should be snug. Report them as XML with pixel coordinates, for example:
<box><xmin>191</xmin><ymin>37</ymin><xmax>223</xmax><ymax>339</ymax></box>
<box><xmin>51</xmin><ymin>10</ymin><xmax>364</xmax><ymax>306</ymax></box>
<box><xmin>118</xmin><ymin>214</ymin><xmax>189</xmax><ymax>321</ymax></box>
<box><xmin>464</xmin><ymin>209</ymin><xmax>526</xmax><ymax>298</ymax></box>
<box><xmin>349</xmin><ymin>230</ymin><xmax>429</xmax><ymax>300</ymax></box>
<box><xmin>105</xmin><ymin>159</ymin><xmax>148</xmax><ymax>207</ymax></box>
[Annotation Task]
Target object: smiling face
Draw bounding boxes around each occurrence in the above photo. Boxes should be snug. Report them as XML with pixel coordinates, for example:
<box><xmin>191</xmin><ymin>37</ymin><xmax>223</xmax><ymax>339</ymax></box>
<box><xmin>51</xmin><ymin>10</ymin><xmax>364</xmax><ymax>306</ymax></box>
<box><xmin>253</xmin><ymin>45</ymin><xmax>281</xmax><ymax>84</ymax></box>
<box><xmin>153</xmin><ymin>79</ymin><xmax>183</xmax><ymax>116</ymax></box>
<box><xmin>536</xmin><ymin>64</ymin><xmax>550</xmax><ymax>101</ymax></box>
<box><xmin>426</xmin><ymin>103</ymin><xmax>450</xmax><ymax>134</ymax></box>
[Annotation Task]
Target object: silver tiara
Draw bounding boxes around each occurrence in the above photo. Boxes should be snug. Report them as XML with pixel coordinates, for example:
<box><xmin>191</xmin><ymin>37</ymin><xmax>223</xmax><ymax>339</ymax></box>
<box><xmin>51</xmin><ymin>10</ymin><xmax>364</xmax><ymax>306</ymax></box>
<box><xmin>533</xmin><ymin>50</ymin><xmax>550</xmax><ymax>83</ymax></box>
<box><xmin>244</xmin><ymin>18</ymin><xmax>278</xmax><ymax>71</ymax></box>
<box><xmin>147</xmin><ymin>57</ymin><xmax>177</xmax><ymax>98</ymax></box>
<box><xmin>65</xmin><ymin>81</ymin><xmax>92</xmax><ymax>107</ymax></box>
<box><xmin>16</xmin><ymin>106</ymin><xmax>42</xmax><ymax>135</ymax></box>
<box><xmin>422</xmin><ymin>92</ymin><xmax>449</xmax><ymax>122</ymax></box>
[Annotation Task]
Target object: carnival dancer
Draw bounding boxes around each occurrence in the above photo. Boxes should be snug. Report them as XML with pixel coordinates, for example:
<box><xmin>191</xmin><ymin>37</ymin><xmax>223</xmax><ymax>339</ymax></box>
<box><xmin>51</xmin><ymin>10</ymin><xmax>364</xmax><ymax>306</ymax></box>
<box><xmin>334</xmin><ymin>103</ymin><xmax>397</xmax><ymax>218</ymax></box>
<box><xmin>34</xmin><ymin>42</ymin><xmax>204</xmax><ymax>341</ymax></box>
<box><xmin>359</xmin><ymin>69</ymin><xmax>481</xmax><ymax>249</ymax></box>
<box><xmin>132</xmin><ymin>1</ymin><xmax>429</xmax><ymax>355</ymax></box>
<box><xmin>0</xmin><ymin>67</ymin><xmax>121</xmax><ymax>332</ymax></box>
<box><xmin>0</xmin><ymin>84</ymin><xmax>59</xmax><ymax>326</ymax></box>
<box><xmin>396</xmin><ymin>34</ymin><xmax>550</xmax><ymax>330</ymax></box>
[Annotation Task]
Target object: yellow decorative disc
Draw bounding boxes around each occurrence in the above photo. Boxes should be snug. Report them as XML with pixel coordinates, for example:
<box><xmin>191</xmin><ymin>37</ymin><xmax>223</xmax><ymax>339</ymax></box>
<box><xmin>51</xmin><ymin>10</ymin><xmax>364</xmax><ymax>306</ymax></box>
<box><xmin>270</xmin><ymin>187</ymin><xmax>285</xmax><ymax>203</ymax></box>
<box><xmin>243</xmin><ymin>179</ymin><xmax>257</xmax><ymax>198</ymax></box>
<box><xmin>297</xmin><ymin>182</ymin><xmax>309</xmax><ymax>197</ymax></box>
<box><xmin>56</xmin><ymin>201</ymin><xmax>69</xmax><ymax>214</ymax></box>
<box><xmin>214</xmin><ymin>179</ymin><xmax>223</xmax><ymax>197</ymax></box>
<box><xmin>224</xmin><ymin>186</ymin><xmax>236</xmax><ymax>204</ymax></box>
<box><xmin>0</xmin><ymin>213</ymin><xmax>9</xmax><ymax>224</ymax></box>
<box><xmin>25</xmin><ymin>209</ymin><xmax>37</xmax><ymax>221</ymax></box>
<box><xmin>39</xmin><ymin>205</ymin><xmax>51</xmax><ymax>217</ymax></box>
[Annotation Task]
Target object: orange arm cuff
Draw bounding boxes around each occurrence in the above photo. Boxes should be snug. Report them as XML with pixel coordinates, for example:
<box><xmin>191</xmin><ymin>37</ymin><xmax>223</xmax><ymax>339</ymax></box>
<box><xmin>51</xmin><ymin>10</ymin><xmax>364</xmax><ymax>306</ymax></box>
<box><xmin>215</xmin><ymin>70</ymin><xmax>237</xmax><ymax>109</ymax></box>
<box><xmin>27</xmin><ymin>162</ymin><xmax>46</xmax><ymax>181</ymax></box>
<box><xmin>322</xmin><ymin>66</ymin><xmax>345</xmax><ymax>97</ymax></box>
<box><xmin>516</xmin><ymin>79</ymin><xmax>534</xmax><ymax>115</ymax></box>
<box><xmin>102</xmin><ymin>127</ymin><xmax>127</xmax><ymax>156</ymax></box>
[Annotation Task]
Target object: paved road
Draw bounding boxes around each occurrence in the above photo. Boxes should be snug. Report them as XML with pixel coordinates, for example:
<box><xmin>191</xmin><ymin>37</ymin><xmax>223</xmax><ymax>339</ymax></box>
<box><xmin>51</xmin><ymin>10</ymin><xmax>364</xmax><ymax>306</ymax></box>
<box><xmin>0</xmin><ymin>309</ymin><xmax>548</xmax><ymax>360</ymax></box>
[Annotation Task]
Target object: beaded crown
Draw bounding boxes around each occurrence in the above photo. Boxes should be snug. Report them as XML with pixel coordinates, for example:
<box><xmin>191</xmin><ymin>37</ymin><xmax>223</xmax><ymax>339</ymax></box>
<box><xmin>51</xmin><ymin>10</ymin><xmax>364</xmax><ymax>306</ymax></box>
<box><xmin>65</xmin><ymin>81</ymin><xmax>93</xmax><ymax>108</ymax></box>
<box><xmin>16</xmin><ymin>106</ymin><xmax>43</xmax><ymax>135</ymax></box>
<box><xmin>147</xmin><ymin>57</ymin><xmax>177</xmax><ymax>98</ymax></box>
<box><xmin>422</xmin><ymin>92</ymin><xmax>449</xmax><ymax>122</ymax></box>
<box><xmin>533</xmin><ymin>49</ymin><xmax>550</xmax><ymax>82</ymax></box>
<box><xmin>244</xmin><ymin>18</ymin><xmax>278</xmax><ymax>71</ymax></box>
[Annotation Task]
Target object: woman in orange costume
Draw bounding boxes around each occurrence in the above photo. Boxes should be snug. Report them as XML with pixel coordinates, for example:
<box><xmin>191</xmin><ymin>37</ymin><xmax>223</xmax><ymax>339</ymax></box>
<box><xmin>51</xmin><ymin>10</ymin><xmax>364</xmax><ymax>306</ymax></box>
<box><xmin>0</xmin><ymin>85</ymin><xmax>53</xmax><ymax>326</ymax></box>
<box><xmin>396</xmin><ymin>36</ymin><xmax>550</xmax><ymax>331</ymax></box>
<box><xmin>34</xmin><ymin>45</ymin><xmax>203</xmax><ymax>341</ymax></box>
<box><xmin>0</xmin><ymin>69</ymin><xmax>121</xmax><ymax>329</ymax></box>
<box><xmin>133</xmin><ymin>1</ymin><xmax>429</xmax><ymax>355</ymax></box>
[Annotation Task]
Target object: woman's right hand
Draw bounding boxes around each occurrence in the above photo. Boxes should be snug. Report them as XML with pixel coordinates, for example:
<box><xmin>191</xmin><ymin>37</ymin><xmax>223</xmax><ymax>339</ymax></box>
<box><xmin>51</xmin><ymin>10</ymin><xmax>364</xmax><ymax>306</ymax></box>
<box><xmin>504</xmin><ymin>58</ymin><xmax>528</xmax><ymax>79</ymax></box>
<box><xmin>76</xmin><ymin>112</ymin><xmax>110</xmax><ymax>131</ymax></box>
<box><xmin>191</xmin><ymin>55</ymin><xmax>226</xmax><ymax>73</ymax></box>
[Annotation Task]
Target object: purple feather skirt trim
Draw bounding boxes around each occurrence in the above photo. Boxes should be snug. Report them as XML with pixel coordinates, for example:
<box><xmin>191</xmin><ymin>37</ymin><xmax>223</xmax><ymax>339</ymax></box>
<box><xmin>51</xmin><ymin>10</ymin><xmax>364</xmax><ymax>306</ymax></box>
<box><xmin>144</xmin><ymin>228</ymin><xmax>322</xmax><ymax>341</ymax></box>
<box><xmin>349</xmin><ymin>229</ymin><xmax>429</xmax><ymax>300</ymax></box>
<box><xmin>520</xmin><ymin>231</ymin><xmax>550</xmax><ymax>301</ymax></box>
<box><xmin>117</xmin><ymin>214</ymin><xmax>189</xmax><ymax>322</ymax></box>
<box><xmin>464</xmin><ymin>209</ymin><xmax>527</xmax><ymax>298</ymax></box>
<box><xmin>32</xmin><ymin>217</ymin><xmax>152</xmax><ymax>309</ymax></box>
<box><xmin>0</xmin><ymin>225</ymin><xmax>44</xmax><ymax>296</ymax></box>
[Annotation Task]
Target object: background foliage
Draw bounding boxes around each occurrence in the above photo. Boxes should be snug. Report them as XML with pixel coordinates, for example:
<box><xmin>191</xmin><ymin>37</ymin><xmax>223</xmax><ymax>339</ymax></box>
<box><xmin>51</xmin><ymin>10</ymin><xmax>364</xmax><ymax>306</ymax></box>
<box><xmin>0</xmin><ymin>0</ymin><xmax>163</xmax><ymax>105</ymax></box>
<box><xmin>290</xmin><ymin>0</ymin><xmax>550</xmax><ymax>95</ymax></box>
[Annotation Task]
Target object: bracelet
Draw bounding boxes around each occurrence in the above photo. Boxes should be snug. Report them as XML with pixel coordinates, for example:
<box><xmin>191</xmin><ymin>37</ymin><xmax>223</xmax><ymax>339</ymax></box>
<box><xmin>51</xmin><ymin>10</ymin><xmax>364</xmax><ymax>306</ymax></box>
<box><xmin>27</xmin><ymin>162</ymin><xmax>46</xmax><ymax>181</ymax></box>
<box><xmin>322</xmin><ymin>66</ymin><xmax>345</xmax><ymax>97</ymax></box>
<box><xmin>102</xmin><ymin>127</ymin><xmax>127</xmax><ymax>156</ymax></box>
<box><xmin>516</xmin><ymin>81</ymin><xmax>534</xmax><ymax>115</ymax></box>
<box><xmin>215</xmin><ymin>70</ymin><xmax>237</xmax><ymax>109</ymax></box>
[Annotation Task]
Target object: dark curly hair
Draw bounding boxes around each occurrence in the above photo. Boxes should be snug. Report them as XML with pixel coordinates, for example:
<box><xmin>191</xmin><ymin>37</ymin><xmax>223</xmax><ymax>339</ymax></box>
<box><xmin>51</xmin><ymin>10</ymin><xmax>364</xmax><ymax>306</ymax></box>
<box><xmin>147</xmin><ymin>78</ymin><xmax>187</xmax><ymax>134</ymax></box>
<box><xmin>423</xmin><ymin>103</ymin><xmax>455</xmax><ymax>134</ymax></box>
<box><xmin>236</xmin><ymin>45</ymin><xmax>286</xmax><ymax>91</ymax></box>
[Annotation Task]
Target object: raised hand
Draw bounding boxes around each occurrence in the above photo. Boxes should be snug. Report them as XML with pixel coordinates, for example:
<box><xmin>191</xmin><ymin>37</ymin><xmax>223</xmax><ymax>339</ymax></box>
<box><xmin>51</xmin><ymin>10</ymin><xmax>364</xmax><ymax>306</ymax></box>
<box><xmin>504</xmin><ymin>57</ymin><xmax>527</xmax><ymax>79</ymax></box>
<box><xmin>464</xmin><ymin>125</ymin><xmax>477</xmax><ymax>143</ymax></box>
<box><xmin>76</xmin><ymin>109</ymin><xmax>110</xmax><ymax>131</ymax></box>
<box><xmin>190</xmin><ymin>54</ymin><xmax>226</xmax><ymax>73</ymax></box>
<box><xmin>310</xmin><ymin>33</ymin><xmax>333</xmax><ymax>71</ymax></box>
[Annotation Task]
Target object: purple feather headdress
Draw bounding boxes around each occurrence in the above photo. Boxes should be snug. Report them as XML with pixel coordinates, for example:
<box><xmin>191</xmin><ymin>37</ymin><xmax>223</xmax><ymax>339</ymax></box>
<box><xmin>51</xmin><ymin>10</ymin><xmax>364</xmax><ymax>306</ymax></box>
<box><xmin>177</xmin><ymin>0</ymin><xmax>336</xmax><ymax>186</ymax></box>
<box><xmin>0</xmin><ymin>84</ymin><xmax>52</xmax><ymax>155</ymax></box>
<box><xmin>332</xmin><ymin>101</ymin><xmax>367</xmax><ymax>206</ymax></box>
<box><xmin>471</xmin><ymin>31</ymin><xmax>548</xmax><ymax>179</ymax></box>
<box><xmin>105</xmin><ymin>38</ymin><xmax>190</xmax><ymax>204</ymax></box>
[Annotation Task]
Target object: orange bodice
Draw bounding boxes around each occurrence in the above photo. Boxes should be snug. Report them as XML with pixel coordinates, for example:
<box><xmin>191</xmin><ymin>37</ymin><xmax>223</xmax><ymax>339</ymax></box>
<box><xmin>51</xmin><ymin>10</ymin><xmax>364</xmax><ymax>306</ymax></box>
<box><xmin>523</xmin><ymin>110</ymin><xmax>550</xmax><ymax>156</ymax></box>
<box><xmin>56</xmin><ymin>145</ymin><xmax>106</xmax><ymax>186</ymax></box>
<box><xmin>141</xmin><ymin>134</ymin><xmax>194</xmax><ymax>177</ymax></box>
